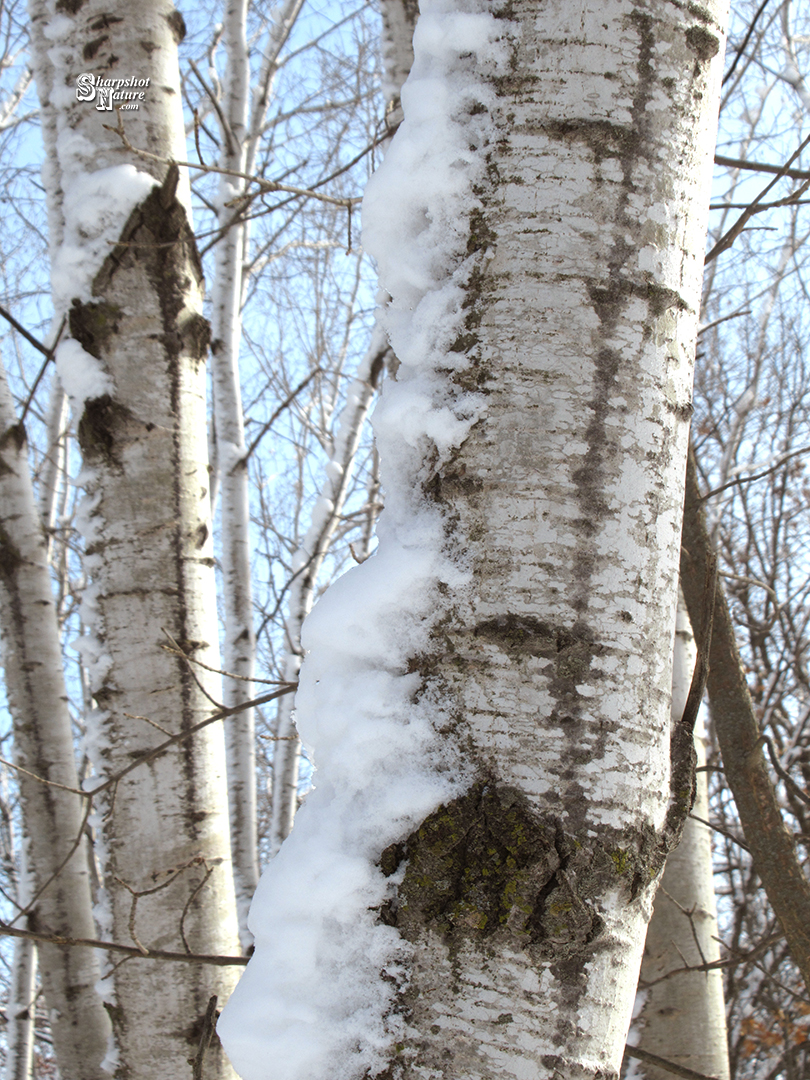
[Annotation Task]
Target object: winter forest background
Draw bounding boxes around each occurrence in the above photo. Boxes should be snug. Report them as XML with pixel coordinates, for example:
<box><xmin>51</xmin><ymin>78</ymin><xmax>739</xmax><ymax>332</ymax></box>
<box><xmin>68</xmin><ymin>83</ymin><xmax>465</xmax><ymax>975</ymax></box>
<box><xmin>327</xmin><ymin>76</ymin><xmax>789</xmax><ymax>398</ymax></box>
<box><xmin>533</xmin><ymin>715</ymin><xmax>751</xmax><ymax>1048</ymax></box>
<box><xmin>1</xmin><ymin>0</ymin><xmax>810</xmax><ymax>1077</ymax></box>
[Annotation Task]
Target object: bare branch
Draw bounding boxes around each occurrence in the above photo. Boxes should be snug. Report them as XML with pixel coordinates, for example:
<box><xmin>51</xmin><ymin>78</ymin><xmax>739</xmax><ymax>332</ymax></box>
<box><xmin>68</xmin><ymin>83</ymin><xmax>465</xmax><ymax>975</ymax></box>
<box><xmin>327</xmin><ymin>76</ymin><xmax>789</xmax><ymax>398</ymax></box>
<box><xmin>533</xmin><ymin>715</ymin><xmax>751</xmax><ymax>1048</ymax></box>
<box><xmin>0</xmin><ymin>922</ymin><xmax>248</xmax><ymax>967</ymax></box>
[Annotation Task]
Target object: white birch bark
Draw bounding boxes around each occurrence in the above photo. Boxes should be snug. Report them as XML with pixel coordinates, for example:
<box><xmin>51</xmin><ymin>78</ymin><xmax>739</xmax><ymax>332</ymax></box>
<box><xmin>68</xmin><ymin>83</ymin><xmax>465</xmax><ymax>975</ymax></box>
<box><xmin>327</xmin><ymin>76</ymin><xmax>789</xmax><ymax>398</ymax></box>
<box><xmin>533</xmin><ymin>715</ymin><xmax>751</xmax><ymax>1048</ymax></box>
<box><xmin>366</xmin><ymin>7</ymin><xmax>727</xmax><ymax>1071</ymax></box>
<box><xmin>5</xmin><ymin>843</ymin><xmax>36</xmax><ymax>1080</ymax></box>
<box><xmin>379</xmin><ymin>0</ymin><xmax>417</xmax><ymax>133</ymax></box>
<box><xmin>5</xmin><ymin>939</ymin><xmax>36</xmax><ymax>1080</ymax></box>
<box><xmin>628</xmin><ymin>596</ymin><xmax>730</xmax><ymax>1080</ymax></box>
<box><xmin>220</xmin><ymin>3</ymin><xmax>729</xmax><ymax>1079</ymax></box>
<box><xmin>208</xmin><ymin>0</ymin><xmax>306</xmax><ymax>939</ymax></box>
<box><xmin>268</xmin><ymin>327</ymin><xmax>390</xmax><ymax>854</ymax></box>
<box><xmin>28</xmin><ymin>0</ymin><xmax>242</xmax><ymax>1074</ymax></box>
<box><xmin>209</xmin><ymin>0</ymin><xmax>258</xmax><ymax>949</ymax></box>
<box><xmin>37</xmin><ymin>378</ymin><xmax>69</xmax><ymax>564</ymax></box>
<box><xmin>0</xmin><ymin>362</ymin><xmax>111</xmax><ymax>1080</ymax></box>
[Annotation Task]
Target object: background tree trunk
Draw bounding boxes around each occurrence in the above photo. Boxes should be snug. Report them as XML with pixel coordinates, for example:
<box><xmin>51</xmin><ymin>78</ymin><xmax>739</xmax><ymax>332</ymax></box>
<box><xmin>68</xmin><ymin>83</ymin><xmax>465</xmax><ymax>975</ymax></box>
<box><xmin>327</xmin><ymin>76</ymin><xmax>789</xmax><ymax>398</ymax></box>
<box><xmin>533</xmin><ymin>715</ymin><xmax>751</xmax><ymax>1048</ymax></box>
<box><xmin>5</xmin><ymin>843</ymin><xmax>37</xmax><ymax>1080</ymax></box>
<box><xmin>29</xmin><ymin>0</ymin><xmax>242</xmax><ymax>1074</ymax></box>
<box><xmin>209</xmin><ymin>0</ymin><xmax>259</xmax><ymax>950</ymax></box>
<box><xmin>680</xmin><ymin>443</ymin><xmax>810</xmax><ymax>992</ymax></box>
<box><xmin>0</xmin><ymin>361</ymin><xmax>111</xmax><ymax>1079</ymax></box>
<box><xmin>268</xmin><ymin>0</ymin><xmax>413</xmax><ymax>853</ymax></box>
<box><xmin>628</xmin><ymin>594</ymin><xmax>730</xmax><ymax>1080</ymax></box>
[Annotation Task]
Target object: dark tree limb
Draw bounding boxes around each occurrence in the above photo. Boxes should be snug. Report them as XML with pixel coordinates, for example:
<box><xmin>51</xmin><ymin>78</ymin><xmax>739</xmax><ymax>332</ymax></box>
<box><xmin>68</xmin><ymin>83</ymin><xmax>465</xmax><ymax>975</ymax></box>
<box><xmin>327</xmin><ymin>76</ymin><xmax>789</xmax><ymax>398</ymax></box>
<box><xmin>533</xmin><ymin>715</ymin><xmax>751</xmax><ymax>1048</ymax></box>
<box><xmin>623</xmin><ymin>1044</ymin><xmax>720</xmax><ymax>1080</ymax></box>
<box><xmin>679</xmin><ymin>442</ymin><xmax>810</xmax><ymax>992</ymax></box>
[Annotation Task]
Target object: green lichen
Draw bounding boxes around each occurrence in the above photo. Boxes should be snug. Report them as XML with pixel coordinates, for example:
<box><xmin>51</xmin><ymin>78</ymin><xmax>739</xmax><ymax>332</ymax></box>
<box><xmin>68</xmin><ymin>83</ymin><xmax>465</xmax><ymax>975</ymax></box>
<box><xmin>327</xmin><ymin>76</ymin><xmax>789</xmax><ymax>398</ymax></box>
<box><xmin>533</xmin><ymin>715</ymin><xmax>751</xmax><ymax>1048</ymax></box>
<box><xmin>380</xmin><ymin>780</ymin><xmax>611</xmax><ymax>957</ymax></box>
<box><xmin>611</xmin><ymin>848</ymin><xmax>631</xmax><ymax>875</ymax></box>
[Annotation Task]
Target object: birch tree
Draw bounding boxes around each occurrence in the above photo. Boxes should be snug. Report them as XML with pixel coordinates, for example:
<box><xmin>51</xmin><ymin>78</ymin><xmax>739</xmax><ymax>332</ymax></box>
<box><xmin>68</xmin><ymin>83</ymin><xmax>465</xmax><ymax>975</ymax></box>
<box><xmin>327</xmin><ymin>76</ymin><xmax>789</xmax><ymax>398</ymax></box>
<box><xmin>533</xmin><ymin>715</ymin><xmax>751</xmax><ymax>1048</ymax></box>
<box><xmin>207</xmin><ymin>0</ymin><xmax>307</xmax><ymax>942</ymax></box>
<box><xmin>24</xmin><ymin>0</ymin><xmax>242</xmax><ymax>1074</ymax></box>
<box><xmin>0</xmin><ymin>360</ymin><xmax>111</xmax><ymax>1078</ymax></box>
<box><xmin>627</xmin><ymin>597</ymin><xmax>730</xmax><ymax>1080</ymax></box>
<box><xmin>219</xmin><ymin>2</ymin><xmax>728</xmax><ymax>1079</ymax></box>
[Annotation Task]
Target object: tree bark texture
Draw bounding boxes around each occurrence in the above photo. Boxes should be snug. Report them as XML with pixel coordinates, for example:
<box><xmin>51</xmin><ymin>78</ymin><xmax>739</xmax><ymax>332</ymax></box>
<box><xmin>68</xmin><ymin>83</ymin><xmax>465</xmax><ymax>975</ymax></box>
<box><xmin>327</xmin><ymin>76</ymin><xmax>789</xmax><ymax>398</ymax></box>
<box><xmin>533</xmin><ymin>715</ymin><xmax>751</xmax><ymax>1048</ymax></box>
<box><xmin>379</xmin><ymin>0</ymin><xmax>418</xmax><ymax>133</ymax></box>
<box><xmin>0</xmin><ymin>364</ymin><xmax>111</xmax><ymax>1080</ymax></box>
<box><xmin>218</xmin><ymin>3</ymin><xmax>728</xmax><ymax>1078</ymax></box>
<box><xmin>629</xmin><ymin>595</ymin><xmax>729</xmax><ymax>1080</ymax></box>
<box><xmin>370</xmin><ymin>1</ymin><xmax>727</xmax><ymax>1076</ymax></box>
<box><xmin>29</xmin><ymin>0</ymin><xmax>242</xmax><ymax>1074</ymax></box>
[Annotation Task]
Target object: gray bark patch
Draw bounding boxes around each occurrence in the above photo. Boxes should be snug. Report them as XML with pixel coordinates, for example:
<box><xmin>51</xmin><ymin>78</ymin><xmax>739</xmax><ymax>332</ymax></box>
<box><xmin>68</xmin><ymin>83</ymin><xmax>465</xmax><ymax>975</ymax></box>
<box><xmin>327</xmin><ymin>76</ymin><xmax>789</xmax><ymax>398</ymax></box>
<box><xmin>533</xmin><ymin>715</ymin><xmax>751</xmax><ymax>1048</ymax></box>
<box><xmin>380</xmin><ymin>780</ymin><xmax>611</xmax><ymax>958</ymax></box>
<box><xmin>77</xmin><ymin>394</ymin><xmax>135</xmax><ymax>467</ymax></box>
<box><xmin>685</xmin><ymin>24</ymin><xmax>720</xmax><ymax>60</ymax></box>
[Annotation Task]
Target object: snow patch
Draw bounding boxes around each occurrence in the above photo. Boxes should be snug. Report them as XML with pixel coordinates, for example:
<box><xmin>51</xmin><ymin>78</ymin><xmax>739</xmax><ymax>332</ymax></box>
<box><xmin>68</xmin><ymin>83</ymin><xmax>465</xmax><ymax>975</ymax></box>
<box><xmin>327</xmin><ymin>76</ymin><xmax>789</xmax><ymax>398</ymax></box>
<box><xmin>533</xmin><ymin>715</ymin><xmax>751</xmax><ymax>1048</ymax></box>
<box><xmin>51</xmin><ymin>165</ymin><xmax>156</xmax><ymax>309</ymax></box>
<box><xmin>55</xmin><ymin>339</ymin><xmax>114</xmax><ymax>409</ymax></box>
<box><xmin>218</xmin><ymin>5</ymin><xmax>512</xmax><ymax>1080</ymax></box>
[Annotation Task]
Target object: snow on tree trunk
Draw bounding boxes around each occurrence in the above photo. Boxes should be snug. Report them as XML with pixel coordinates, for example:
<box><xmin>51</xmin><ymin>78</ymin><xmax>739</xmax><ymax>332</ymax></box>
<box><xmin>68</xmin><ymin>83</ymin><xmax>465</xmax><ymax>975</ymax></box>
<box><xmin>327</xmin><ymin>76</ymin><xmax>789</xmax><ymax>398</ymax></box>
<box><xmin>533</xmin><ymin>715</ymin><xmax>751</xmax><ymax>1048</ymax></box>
<box><xmin>0</xmin><ymin>363</ymin><xmax>111</xmax><ymax>1080</ymax></box>
<box><xmin>268</xmin><ymin>327</ymin><xmax>389</xmax><ymax>855</ymax></box>
<box><xmin>29</xmin><ymin>0</ymin><xmax>241</xmax><ymax>1075</ymax></box>
<box><xmin>219</xmin><ymin>2</ymin><xmax>727</xmax><ymax>1079</ymax></box>
<box><xmin>627</xmin><ymin>594</ymin><xmax>729</xmax><ymax>1080</ymax></box>
<box><xmin>267</xmin><ymin>0</ymin><xmax>414</xmax><ymax>854</ymax></box>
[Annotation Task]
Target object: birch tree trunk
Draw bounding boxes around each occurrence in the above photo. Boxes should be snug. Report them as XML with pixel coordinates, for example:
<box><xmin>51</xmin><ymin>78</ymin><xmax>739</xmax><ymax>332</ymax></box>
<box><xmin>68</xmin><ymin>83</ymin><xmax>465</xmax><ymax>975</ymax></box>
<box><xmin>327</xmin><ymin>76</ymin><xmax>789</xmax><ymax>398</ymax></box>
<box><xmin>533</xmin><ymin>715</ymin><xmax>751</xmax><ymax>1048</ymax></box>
<box><xmin>628</xmin><ymin>595</ymin><xmax>729</xmax><ymax>1080</ymax></box>
<box><xmin>365</xmin><ymin>5</ymin><xmax>726</xmax><ymax>1074</ymax></box>
<box><xmin>0</xmin><ymin>362</ymin><xmax>111</xmax><ymax>1079</ymax></box>
<box><xmin>219</xmin><ymin>2</ymin><xmax>729</xmax><ymax>1079</ymax></box>
<box><xmin>5</xmin><ymin>844</ymin><xmax>37</xmax><ymax>1080</ymax></box>
<box><xmin>28</xmin><ymin>0</ymin><xmax>241</xmax><ymax>1074</ymax></box>
<box><xmin>5</xmin><ymin>937</ymin><xmax>36</xmax><ymax>1080</ymax></box>
<box><xmin>209</xmin><ymin>0</ymin><xmax>258</xmax><ymax>949</ymax></box>
<box><xmin>209</xmin><ymin>0</ymin><xmax>305</xmax><ymax>938</ymax></box>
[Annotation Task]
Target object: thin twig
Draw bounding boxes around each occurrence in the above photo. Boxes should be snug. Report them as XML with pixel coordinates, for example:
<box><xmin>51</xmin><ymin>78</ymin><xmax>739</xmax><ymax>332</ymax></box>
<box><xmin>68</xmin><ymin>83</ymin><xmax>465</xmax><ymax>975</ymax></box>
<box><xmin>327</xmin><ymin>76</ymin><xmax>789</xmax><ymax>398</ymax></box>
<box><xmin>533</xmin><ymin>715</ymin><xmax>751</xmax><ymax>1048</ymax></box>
<box><xmin>192</xmin><ymin>996</ymin><xmax>219</xmax><ymax>1080</ymax></box>
<box><xmin>706</xmin><ymin>134</ymin><xmax>810</xmax><ymax>264</ymax></box>
<box><xmin>0</xmin><ymin>304</ymin><xmax>52</xmax><ymax>356</ymax></box>
<box><xmin>701</xmin><ymin>444</ymin><xmax>810</xmax><ymax>500</ymax></box>
<box><xmin>159</xmin><ymin>633</ymin><xmax>289</xmax><ymax>684</ymax></box>
<box><xmin>86</xmin><ymin>685</ymin><xmax>297</xmax><ymax>798</ymax></box>
<box><xmin>0</xmin><ymin>922</ymin><xmax>248</xmax><ymax>966</ymax></box>
<box><xmin>758</xmin><ymin>734</ymin><xmax>810</xmax><ymax>808</ymax></box>
<box><xmin>1</xmin><ymin>684</ymin><xmax>297</xmax><ymax>803</ymax></box>
<box><xmin>689</xmin><ymin>812</ymin><xmax>750</xmax><ymax>852</ymax></box>
<box><xmin>180</xmin><ymin>865</ymin><xmax>215</xmax><ymax>955</ymax></box>
<box><xmin>714</xmin><ymin>153</ymin><xmax>810</xmax><ymax>181</ymax></box>
<box><xmin>242</xmin><ymin>368</ymin><xmax>321</xmax><ymax>465</ymax></box>
<box><xmin>103</xmin><ymin>110</ymin><xmax>359</xmax><ymax>209</ymax></box>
